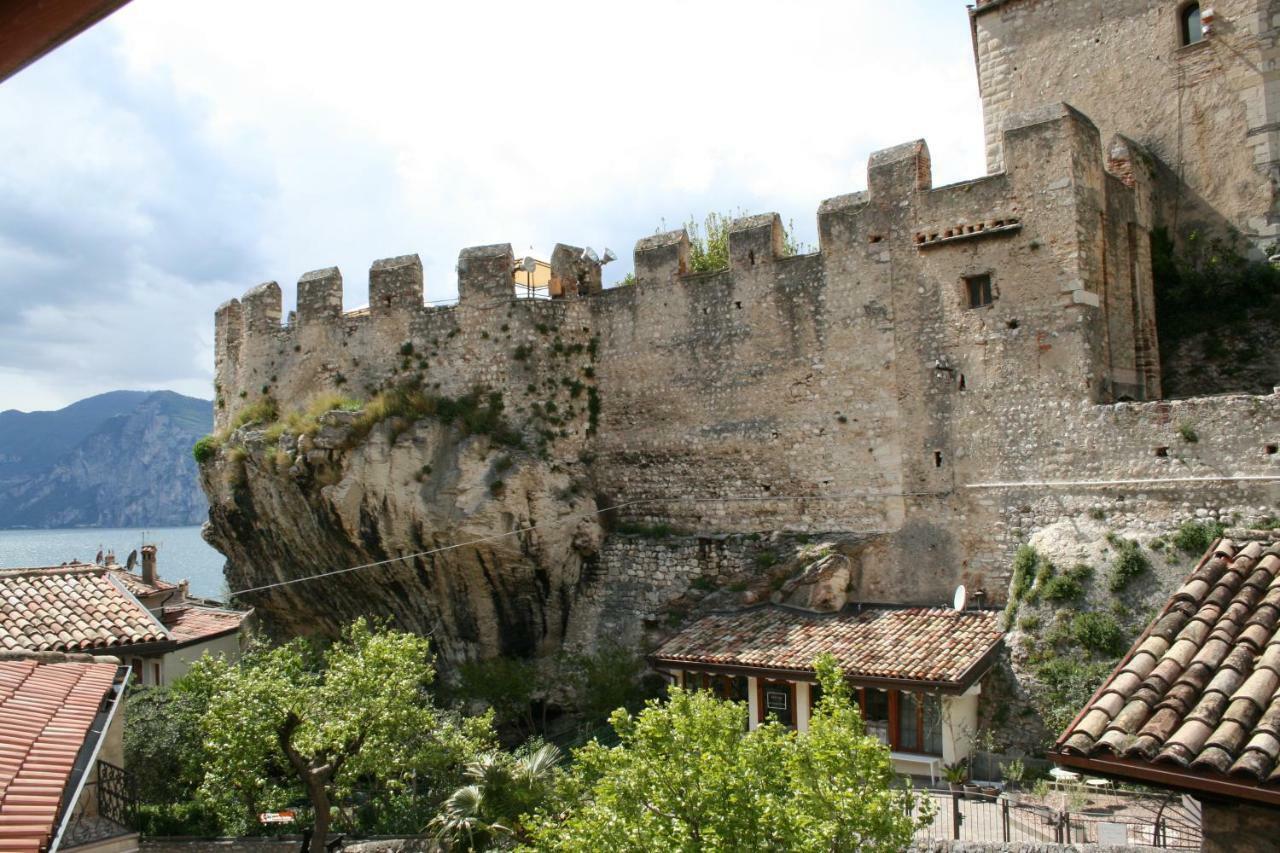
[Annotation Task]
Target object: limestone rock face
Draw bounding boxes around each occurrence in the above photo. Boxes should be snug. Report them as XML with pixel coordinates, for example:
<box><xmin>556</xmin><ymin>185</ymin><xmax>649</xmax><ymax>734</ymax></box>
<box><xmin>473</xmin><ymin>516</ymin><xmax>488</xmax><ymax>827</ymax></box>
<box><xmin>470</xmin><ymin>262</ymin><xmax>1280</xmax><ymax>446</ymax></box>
<box><xmin>779</xmin><ymin>541</ymin><xmax>858</xmax><ymax>612</ymax></box>
<box><xmin>201</xmin><ymin>413</ymin><xmax>601</xmax><ymax>668</ymax></box>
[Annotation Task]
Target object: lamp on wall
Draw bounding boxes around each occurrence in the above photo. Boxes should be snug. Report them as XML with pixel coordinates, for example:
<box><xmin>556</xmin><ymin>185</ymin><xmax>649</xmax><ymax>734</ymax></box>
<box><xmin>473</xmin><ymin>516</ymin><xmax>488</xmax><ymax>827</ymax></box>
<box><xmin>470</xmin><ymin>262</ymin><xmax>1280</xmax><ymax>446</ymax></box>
<box><xmin>1201</xmin><ymin>7</ymin><xmax>1216</xmax><ymax>35</ymax></box>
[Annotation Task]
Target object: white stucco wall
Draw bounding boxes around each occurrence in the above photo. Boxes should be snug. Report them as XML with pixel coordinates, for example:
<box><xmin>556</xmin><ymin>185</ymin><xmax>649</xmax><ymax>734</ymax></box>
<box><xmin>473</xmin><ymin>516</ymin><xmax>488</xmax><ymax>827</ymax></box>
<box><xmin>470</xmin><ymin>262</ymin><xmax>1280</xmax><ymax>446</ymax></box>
<box><xmin>795</xmin><ymin>681</ymin><xmax>811</xmax><ymax>732</ymax></box>
<box><xmin>161</xmin><ymin>632</ymin><xmax>245</xmax><ymax>684</ymax></box>
<box><xmin>942</xmin><ymin>686</ymin><xmax>981</xmax><ymax>766</ymax></box>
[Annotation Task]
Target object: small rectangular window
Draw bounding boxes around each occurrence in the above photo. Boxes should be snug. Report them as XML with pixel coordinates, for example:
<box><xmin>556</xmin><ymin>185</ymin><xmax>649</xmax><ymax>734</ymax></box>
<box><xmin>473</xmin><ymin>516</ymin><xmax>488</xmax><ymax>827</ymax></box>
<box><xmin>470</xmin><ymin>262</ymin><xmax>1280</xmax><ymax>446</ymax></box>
<box><xmin>965</xmin><ymin>274</ymin><xmax>994</xmax><ymax>308</ymax></box>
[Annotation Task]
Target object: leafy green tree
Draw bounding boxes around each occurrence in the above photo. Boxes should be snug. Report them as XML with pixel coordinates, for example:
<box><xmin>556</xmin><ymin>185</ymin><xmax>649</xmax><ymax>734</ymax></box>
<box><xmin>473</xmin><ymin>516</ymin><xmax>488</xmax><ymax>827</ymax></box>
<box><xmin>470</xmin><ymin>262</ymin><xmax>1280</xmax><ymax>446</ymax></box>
<box><xmin>454</xmin><ymin>656</ymin><xmax>540</xmax><ymax>738</ymax></box>
<box><xmin>124</xmin><ymin>657</ymin><xmax>225</xmax><ymax>833</ymax></box>
<box><xmin>198</xmin><ymin>619</ymin><xmax>493</xmax><ymax>847</ymax></box>
<box><xmin>683</xmin><ymin>211</ymin><xmax>809</xmax><ymax>273</ymax></box>
<box><xmin>429</xmin><ymin>740</ymin><xmax>563</xmax><ymax>850</ymax></box>
<box><xmin>563</xmin><ymin>640</ymin><xmax>656</xmax><ymax>727</ymax></box>
<box><xmin>525</xmin><ymin>655</ymin><xmax>928</xmax><ymax>851</ymax></box>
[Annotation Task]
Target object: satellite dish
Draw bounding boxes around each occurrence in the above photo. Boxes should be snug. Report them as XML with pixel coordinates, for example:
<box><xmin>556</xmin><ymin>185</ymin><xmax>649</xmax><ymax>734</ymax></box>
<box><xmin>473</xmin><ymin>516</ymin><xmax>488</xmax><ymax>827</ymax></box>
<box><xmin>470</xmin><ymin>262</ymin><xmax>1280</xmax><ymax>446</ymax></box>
<box><xmin>582</xmin><ymin>247</ymin><xmax>600</xmax><ymax>264</ymax></box>
<box><xmin>521</xmin><ymin>256</ymin><xmax>538</xmax><ymax>273</ymax></box>
<box><xmin>601</xmin><ymin>248</ymin><xmax>617</xmax><ymax>265</ymax></box>
<box><xmin>953</xmin><ymin>584</ymin><xmax>967</xmax><ymax>612</ymax></box>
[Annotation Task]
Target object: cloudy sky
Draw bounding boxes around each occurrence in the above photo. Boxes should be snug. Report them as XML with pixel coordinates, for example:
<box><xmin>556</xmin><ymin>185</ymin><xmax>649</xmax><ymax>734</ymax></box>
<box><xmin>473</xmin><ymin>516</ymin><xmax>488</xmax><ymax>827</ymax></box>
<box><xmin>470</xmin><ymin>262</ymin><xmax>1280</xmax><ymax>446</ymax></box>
<box><xmin>0</xmin><ymin>0</ymin><xmax>986</xmax><ymax>413</ymax></box>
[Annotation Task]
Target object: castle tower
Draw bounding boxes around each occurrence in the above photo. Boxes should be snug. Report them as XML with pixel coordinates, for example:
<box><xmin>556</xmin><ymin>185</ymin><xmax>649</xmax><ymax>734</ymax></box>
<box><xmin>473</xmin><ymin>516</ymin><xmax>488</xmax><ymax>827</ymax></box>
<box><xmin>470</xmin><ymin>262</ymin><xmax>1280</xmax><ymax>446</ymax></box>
<box><xmin>971</xmin><ymin>0</ymin><xmax>1280</xmax><ymax>249</ymax></box>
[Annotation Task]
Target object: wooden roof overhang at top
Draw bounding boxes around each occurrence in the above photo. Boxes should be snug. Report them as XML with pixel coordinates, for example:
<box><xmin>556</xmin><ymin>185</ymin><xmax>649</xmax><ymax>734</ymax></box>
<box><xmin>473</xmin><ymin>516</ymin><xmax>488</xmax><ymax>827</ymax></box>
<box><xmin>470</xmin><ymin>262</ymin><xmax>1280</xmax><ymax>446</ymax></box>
<box><xmin>0</xmin><ymin>0</ymin><xmax>134</xmax><ymax>84</ymax></box>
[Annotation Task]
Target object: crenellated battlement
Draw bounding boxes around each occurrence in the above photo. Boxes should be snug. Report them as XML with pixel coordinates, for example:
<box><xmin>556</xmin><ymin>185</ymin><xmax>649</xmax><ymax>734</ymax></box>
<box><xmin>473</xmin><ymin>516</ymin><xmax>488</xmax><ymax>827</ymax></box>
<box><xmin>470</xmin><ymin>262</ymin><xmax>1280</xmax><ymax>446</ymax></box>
<box><xmin>214</xmin><ymin>102</ymin><xmax>1160</xmax><ymax>434</ymax></box>
<box><xmin>201</xmin><ymin>1</ymin><xmax>1280</xmax><ymax>680</ymax></box>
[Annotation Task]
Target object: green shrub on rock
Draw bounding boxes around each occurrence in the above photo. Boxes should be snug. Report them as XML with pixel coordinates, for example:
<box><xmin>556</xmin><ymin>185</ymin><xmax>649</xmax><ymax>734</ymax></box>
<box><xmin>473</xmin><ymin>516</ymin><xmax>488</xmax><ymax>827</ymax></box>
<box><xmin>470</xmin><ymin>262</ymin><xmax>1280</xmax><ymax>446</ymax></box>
<box><xmin>1172</xmin><ymin>519</ymin><xmax>1226</xmax><ymax>555</ymax></box>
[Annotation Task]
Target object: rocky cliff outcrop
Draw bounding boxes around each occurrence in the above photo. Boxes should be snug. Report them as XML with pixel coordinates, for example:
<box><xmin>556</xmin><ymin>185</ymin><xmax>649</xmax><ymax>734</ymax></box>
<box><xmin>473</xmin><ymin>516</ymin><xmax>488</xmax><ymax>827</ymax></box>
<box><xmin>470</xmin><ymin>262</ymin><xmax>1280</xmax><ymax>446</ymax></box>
<box><xmin>201</xmin><ymin>408</ymin><xmax>603</xmax><ymax>667</ymax></box>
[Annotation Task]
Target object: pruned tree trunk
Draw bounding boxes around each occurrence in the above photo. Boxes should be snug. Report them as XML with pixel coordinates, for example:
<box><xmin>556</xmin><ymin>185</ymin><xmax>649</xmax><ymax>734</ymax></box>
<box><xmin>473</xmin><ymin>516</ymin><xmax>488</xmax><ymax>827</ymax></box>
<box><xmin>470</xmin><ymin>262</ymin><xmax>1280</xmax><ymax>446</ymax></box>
<box><xmin>278</xmin><ymin>711</ymin><xmax>364</xmax><ymax>852</ymax></box>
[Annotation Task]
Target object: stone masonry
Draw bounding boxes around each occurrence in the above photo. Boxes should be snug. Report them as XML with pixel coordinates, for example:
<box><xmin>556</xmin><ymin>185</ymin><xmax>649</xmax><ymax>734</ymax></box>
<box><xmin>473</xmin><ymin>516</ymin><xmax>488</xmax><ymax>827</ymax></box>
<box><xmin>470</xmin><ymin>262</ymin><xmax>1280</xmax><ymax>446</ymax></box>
<box><xmin>973</xmin><ymin>0</ymin><xmax>1280</xmax><ymax>250</ymax></box>
<box><xmin>205</xmin><ymin>4</ymin><xmax>1279</xmax><ymax>661</ymax></box>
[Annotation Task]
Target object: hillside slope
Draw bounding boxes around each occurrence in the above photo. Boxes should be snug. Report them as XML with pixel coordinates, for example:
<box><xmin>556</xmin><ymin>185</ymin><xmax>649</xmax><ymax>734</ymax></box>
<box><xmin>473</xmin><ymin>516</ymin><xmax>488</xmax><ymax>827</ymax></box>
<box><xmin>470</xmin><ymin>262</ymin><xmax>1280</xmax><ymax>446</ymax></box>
<box><xmin>0</xmin><ymin>391</ymin><xmax>212</xmax><ymax>528</ymax></box>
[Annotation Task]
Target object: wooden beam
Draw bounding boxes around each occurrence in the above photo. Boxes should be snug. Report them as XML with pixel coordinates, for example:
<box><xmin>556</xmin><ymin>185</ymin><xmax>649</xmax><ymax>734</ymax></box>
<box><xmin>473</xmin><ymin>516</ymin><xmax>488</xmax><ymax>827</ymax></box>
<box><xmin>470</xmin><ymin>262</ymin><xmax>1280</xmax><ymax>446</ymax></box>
<box><xmin>0</xmin><ymin>0</ymin><xmax>134</xmax><ymax>84</ymax></box>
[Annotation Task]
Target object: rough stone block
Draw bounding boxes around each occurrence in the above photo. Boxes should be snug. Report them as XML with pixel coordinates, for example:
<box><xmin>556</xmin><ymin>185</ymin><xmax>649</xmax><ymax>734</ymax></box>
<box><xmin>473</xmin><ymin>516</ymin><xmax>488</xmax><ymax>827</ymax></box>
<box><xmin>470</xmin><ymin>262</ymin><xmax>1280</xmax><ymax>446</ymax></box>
<box><xmin>633</xmin><ymin>229</ymin><xmax>689</xmax><ymax>286</ymax></box>
<box><xmin>297</xmin><ymin>267</ymin><xmax>343</xmax><ymax>324</ymax></box>
<box><xmin>868</xmin><ymin>139</ymin><xmax>931</xmax><ymax>199</ymax></box>
<box><xmin>457</xmin><ymin>243</ymin><xmax>514</xmax><ymax>304</ymax></box>
<box><xmin>369</xmin><ymin>254</ymin><xmax>423</xmax><ymax>316</ymax></box>
<box><xmin>729</xmin><ymin>213</ymin><xmax>783</xmax><ymax>272</ymax></box>
<box><xmin>241</xmin><ymin>281</ymin><xmax>282</xmax><ymax>332</ymax></box>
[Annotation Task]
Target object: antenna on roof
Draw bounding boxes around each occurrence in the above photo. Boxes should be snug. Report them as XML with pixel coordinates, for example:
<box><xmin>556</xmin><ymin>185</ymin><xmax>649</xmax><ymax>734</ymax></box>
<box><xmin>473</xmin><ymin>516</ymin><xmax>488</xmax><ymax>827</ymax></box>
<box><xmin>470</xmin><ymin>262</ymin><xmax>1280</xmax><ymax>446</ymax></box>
<box><xmin>953</xmin><ymin>584</ymin><xmax>967</xmax><ymax>612</ymax></box>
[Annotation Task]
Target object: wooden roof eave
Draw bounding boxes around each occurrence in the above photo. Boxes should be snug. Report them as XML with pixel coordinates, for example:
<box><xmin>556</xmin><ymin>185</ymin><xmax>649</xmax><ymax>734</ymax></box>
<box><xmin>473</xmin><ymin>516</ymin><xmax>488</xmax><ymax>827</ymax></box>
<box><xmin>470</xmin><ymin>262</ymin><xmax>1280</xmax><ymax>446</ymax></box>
<box><xmin>1053</xmin><ymin>750</ymin><xmax>1280</xmax><ymax>809</ymax></box>
<box><xmin>0</xmin><ymin>0</ymin><xmax>135</xmax><ymax>85</ymax></box>
<box><xmin>648</xmin><ymin>645</ymin><xmax>1001</xmax><ymax>697</ymax></box>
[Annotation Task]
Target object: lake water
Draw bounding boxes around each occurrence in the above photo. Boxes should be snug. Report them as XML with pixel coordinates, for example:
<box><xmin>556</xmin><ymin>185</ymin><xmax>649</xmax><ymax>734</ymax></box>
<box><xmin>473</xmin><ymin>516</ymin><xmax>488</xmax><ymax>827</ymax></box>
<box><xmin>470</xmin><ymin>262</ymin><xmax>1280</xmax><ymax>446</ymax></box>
<box><xmin>0</xmin><ymin>525</ymin><xmax>227</xmax><ymax>599</ymax></box>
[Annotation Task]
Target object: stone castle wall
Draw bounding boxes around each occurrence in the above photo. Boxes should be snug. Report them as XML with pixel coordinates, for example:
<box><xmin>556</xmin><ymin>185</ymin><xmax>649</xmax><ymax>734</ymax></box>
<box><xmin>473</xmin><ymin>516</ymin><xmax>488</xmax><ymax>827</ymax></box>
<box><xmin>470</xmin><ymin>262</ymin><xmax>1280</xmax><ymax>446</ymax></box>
<box><xmin>972</xmin><ymin>0</ymin><xmax>1280</xmax><ymax>247</ymax></box>
<box><xmin>211</xmin><ymin>101</ymin><xmax>1277</xmax><ymax>614</ymax></box>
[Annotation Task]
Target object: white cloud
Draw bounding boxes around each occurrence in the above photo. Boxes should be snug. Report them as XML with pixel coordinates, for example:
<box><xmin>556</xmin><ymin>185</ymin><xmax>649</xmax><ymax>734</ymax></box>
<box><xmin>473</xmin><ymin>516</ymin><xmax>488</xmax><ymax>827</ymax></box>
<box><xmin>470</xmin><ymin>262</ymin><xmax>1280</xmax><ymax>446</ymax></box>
<box><xmin>0</xmin><ymin>0</ymin><xmax>986</xmax><ymax>411</ymax></box>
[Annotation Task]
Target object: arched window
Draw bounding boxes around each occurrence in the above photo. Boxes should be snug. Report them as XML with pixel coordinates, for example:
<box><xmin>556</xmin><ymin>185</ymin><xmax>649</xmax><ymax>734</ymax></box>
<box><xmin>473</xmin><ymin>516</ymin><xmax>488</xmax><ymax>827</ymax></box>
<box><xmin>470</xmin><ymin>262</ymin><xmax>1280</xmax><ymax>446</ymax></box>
<box><xmin>1181</xmin><ymin>3</ymin><xmax>1204</xmax><ymax>46</ymax></box>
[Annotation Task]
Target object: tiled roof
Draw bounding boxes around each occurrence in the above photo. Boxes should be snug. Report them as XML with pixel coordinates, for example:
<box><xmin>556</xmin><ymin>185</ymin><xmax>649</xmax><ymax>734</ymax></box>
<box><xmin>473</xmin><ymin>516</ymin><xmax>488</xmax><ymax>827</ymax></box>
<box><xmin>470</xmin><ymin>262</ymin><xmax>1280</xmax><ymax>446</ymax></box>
<box><xmin>108</xmin><ymin>569</ymin><xmax>177</xmax><ymax>597</ymax></box>
<box><xmin>651</xmin><ymin>605</ymin><xmax>1004</xmax><ymax>690</ymax></box>
<box><xmin>1057</xmin><ymin>538</ymin><xmax>1280</xmax><ymax>801</ymax></box>
<box><xmin>0</xmin><ymin>657</ymin><xmax>120</xmax><ymax>852</ymax></box>
<box><xmin>160</xmin><ymin>605</ymin><xmax>248</xmax><ymax>645</ymax></box>
<box><xmin>0</xmin><ymin>566</ymin><xmax>170</xmax><ymax>653</ymax></box>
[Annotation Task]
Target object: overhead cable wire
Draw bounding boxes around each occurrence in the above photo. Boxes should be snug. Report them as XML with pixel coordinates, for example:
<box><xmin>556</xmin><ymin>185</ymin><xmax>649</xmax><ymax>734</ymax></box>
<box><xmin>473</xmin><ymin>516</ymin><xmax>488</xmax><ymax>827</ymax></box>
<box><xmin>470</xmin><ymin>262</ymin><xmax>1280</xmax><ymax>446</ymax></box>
<box><xmin>226</xmin><ymin>473</ymin><xmax>1280</xmax><ymax>597</ymax></box>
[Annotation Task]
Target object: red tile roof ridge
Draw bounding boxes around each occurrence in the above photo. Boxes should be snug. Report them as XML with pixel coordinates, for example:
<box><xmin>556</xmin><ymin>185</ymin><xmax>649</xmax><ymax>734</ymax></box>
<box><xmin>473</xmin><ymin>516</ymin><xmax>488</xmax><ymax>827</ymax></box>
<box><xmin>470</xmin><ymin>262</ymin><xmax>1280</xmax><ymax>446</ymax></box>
<box><xmin>0</xmin><ymin>564</ymin><xmax>102</xmax><ymax>579</ymax></box>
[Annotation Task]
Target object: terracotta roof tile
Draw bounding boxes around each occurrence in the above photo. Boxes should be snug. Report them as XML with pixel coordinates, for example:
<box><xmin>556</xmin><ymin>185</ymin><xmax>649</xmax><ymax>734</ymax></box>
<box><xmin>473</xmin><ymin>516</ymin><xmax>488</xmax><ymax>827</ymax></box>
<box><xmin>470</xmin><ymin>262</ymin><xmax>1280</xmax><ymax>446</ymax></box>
<box><xmin>0</xmin><ymin>659</ymin><xmax>118</xmax><ymax>851</ymax></box>
<box><xmin>1058</xmin><ymin>536</ymin><xmax>1280</xmax><ymax>801</ymax></box>
<box><xmin>650</xmin><ymin>605</ymin><xmax>1003</xmax><ymax>690</ymax></box>
<box><xmin>0</xmin><ymin>566</ymin><xmax>169</xmax><ymax>653</ymax></box>
<box><xmin>160</xmin><ymin>605</ymin><xmax>248</xmax><ymax>645</ymax></box>
<box><xmin>108</xmin><ymin>570</ymin><xmax>177</xmax><ymax>597</ymax></box>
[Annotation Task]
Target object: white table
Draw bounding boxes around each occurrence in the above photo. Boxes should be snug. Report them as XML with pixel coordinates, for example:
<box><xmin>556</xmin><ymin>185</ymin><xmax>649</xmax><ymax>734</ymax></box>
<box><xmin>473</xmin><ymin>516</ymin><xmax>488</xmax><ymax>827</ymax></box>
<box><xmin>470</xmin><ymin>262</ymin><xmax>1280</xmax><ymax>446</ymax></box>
<box><xmin>1049</xmin><ymin>767</ymin><xmax>1081</xmax><ymax>789</ymax></box>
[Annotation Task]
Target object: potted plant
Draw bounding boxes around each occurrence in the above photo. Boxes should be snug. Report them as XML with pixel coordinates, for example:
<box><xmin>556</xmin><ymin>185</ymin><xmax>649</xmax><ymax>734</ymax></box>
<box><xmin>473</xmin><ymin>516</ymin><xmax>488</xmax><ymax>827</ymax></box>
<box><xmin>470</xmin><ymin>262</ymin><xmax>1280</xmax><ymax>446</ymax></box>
<box><xmin>1000</xmin><ymin>757</ymin><xmax>1026</xmax><ymax>803</ymax></box>
<box><xmin>942</xmin><ymin>759</ymin><xmax>968</xmax><ymax>795</ymax></box>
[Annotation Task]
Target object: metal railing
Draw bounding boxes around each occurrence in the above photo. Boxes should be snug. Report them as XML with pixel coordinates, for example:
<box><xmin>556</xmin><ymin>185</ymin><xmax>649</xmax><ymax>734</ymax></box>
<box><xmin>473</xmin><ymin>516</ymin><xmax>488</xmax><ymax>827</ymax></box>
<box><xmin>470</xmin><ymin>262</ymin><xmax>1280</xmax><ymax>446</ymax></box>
<box><xmin>60</xmin><ymin>760</ymin><xmax>138</xmax><ymax>849</ymax></box>
<box><xmin>910</xmin><ymin>788</ymin><xmax>1201</xmax><ymax>849</ymax></box>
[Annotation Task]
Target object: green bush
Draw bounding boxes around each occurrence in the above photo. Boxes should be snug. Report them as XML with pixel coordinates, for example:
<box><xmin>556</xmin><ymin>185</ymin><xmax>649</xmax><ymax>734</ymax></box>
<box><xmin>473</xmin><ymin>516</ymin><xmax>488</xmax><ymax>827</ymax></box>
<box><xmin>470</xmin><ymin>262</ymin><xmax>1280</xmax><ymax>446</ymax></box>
<box><xmin>1071</xmin><ymin>612</ymin><xmax>1126</xmax><ymax>656</ymax></box>
<box><xmin>1152</xmin><ymin>227</ymin><xmax>1280</xmax><ymax>344</ymax></box>
<box><xmin>1041</xmin><ymin>563</ymin><xmax>1092</xmax><ymax>604</ymax></box>
<box><xmin>1109</xmin><ymin>538</ymin><xmax>1150</xmax><ymax>592</ymax></box>
<box><xmin>454</xmin><ymin>656</ymin><xmax>539</xmax><ymax>736</ymax></box>
<box><xmin>1172</xmin><ymin>519</ymin><xmax>1226</xmax><ymax>555</ymax></box>
<box><xmin>1030</xmin><ymin>657</ymin><xmax>1117</xmax><ymax>735</ymax></box>
<box><xmin>679</xmin><ymin>210</ymin><xmax>809</xmax><ymax>273</ymax></box>
<box><xmin>192</xmin><ymin>434</ymin><xmax>220</xmax><ymax>464</ymax></box>
<box><xmin>349</xmin><ymin>385</ymin><xmax>523</xmax><ymax>449</ymax></box>
<box><xmin>1177</xmin><ymin>421</ymin><xmax>1199</xmax><ymax>443</ymax></box>
<box><xmin>755</xmin><ymin>550</ymin><xmax>779</xmax><ymax>569</ymax></box>
<box><xmin>1009</xmin><ymin>545</ymin><xmax>1038</xmax><ymax>602</ymax></box>
<box><xmin>230</xmin><ymin>396</ymin><xmax>278</xmax><ymax>431</ymax></box>
<box><xmin>137</xmin><ymin>801</ymin><xmax>223</xmax><ymax>837</ymax></box>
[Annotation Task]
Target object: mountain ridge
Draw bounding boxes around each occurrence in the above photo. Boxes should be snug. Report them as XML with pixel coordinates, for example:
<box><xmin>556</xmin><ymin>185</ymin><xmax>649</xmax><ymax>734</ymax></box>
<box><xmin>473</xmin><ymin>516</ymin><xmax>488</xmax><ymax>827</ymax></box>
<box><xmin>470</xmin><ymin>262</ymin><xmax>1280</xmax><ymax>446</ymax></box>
<box><xmin>0</xmin><ymin>390</ymin><xmax>212</xmax><ymax>529</ymax></box>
